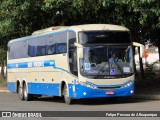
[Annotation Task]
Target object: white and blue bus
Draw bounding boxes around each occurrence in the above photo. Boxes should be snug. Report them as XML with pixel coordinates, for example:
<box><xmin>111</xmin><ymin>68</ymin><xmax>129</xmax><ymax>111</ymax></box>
<box><xmin>7</xmin><ymin>24</ymin><xmax>144</xmax><ymax>104</ymax></box>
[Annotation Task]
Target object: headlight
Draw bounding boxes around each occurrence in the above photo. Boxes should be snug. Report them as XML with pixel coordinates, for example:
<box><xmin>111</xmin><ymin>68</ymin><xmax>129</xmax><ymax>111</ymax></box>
<box><xmin>80</xmin><ymin>82</ymin><xmax>97</xmax><ymax>89</ymax></box>
<box><xmin>121</xmin><ymin>81</ymin><xmax>133</xmax><ymax>88</ymax></box>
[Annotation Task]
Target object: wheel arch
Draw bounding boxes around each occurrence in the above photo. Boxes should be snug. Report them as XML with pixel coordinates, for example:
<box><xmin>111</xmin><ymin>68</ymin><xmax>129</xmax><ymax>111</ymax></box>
<box><xmin>16</xmin><ymin>80</ymin><xmax>20</xmax><ymax>94</ymax></box>
<box><xmin>60</xmin><ymin>79</ymin><xmax>69</xmax><ymax>97</ymax></box>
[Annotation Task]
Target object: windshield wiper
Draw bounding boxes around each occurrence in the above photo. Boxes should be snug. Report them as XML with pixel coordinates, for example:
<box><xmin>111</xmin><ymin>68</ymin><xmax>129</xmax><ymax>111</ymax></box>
<box><xmin>113</xmin><ymin>62</ymin><xmax>125</xmax><ymax>77</ymax></box>
<box><xmin>94</xmin><ymin>61</ymin><xmax>125</xmax><ymax>79</ymax></box>
<box><xmin>94</xmin><ymin>62</ymin><xmax>108</xmax><ymax>79</ymax></box>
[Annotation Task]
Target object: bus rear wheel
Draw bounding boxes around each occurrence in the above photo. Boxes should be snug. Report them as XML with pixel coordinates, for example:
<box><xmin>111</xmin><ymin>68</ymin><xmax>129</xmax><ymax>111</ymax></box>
<box><xmin>63</xmin><ymin>84</ymin><xmax>74</xmax><ymax>105</ymax></box>
<box><xmin>18</xmin><ymin>85</ymin><xmax>24</xmax><ymax>101</ymax></box>
<box><xmin>23</xmin><ymin>83</ymin><xmax>32</xmax><ymax>101</ymax></box>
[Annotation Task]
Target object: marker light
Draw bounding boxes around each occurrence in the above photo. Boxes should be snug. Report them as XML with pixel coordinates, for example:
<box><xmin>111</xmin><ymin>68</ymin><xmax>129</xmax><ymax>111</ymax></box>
<box><xmin>130</xmin><ymin>90</ymin><xmax>134</xmax><ymax>94</ymax></box>
<box><xmin>83</xmin><ymin>92</ymin><xmax>87</xmax><ymax>95</ymax></box>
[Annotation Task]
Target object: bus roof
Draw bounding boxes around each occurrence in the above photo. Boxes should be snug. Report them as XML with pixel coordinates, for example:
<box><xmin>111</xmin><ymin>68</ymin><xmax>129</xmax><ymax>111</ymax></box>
<box><xmin>8</xmin><ymin>24</ymin><xmax>129</xmax><ymax>44</ymax></box>
<box><xmin>70</xmin><ymin>24</ymin><xmax>129</xmax><ymax>32</ymax></box>
<box><xmin>32</xmin><ymin>26</ymin><xmax>69</xmax><ymax>35</ymax></box>
<box><xmin>32</xmin><ymin>24</ymin><xmax>129</xmax><ymax>35</ymax></box>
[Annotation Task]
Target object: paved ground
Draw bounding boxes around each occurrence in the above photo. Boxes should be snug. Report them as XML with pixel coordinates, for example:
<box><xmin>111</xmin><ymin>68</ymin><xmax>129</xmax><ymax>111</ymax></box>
<box><xmin>133</xmin><ymin>75</ymin><xmax>160</xmax><ymax>100</ymax></box>
<box><xmin>0</xmin><ymin>92</ymin><xmax>160</xmax><ymax>111</ymax></box>
<box><xmin>0</xmin><ymin>92</ymin><xmax>160</xmax><ymax>120</ymax></box>
<box><xmin>0</xmin><ymin>86</ymin><xmax>8</xmax><ymax>92</ymax></box>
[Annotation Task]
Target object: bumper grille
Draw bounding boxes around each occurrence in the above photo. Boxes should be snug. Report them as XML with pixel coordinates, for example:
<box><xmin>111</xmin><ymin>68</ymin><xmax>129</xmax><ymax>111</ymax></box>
<box><xmin>97</xmin><ymin>86</ymin><xmax>121</xmax><ymax>89</ymax></box>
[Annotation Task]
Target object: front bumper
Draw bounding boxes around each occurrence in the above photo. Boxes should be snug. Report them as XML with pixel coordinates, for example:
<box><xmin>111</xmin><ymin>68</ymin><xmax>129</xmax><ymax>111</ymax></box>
<box><xmin>68</xmin><ymin>83</ymin><xmax>134</xmax><ymax>99</ymax></box>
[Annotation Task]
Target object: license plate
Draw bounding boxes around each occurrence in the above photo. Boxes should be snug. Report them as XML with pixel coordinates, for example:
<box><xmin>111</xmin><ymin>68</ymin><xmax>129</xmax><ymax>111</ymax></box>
<box><xmin>106</xmin><ymin>91</ymin><xmax>115</xmax><ymax>95</ymax></box>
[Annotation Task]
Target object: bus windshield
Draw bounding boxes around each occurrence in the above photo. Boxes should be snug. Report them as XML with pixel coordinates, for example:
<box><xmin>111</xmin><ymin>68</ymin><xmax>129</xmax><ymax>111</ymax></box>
<box><xmin>79</xmin><ymin>45</ymin><xmax>134</xmax><ymax>79</ymax></box>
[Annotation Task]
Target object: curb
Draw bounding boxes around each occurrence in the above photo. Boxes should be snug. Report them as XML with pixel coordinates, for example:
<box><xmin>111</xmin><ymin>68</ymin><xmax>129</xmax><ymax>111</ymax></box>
<box><xmin>133</xmin><ymin>94</ymin><xmax>160</xmax><ymax>100</ymax></box>
<box><xmin>0</xmin><ymin>90</ymin><xmax>9</xmax><ymax>93</ymax></box>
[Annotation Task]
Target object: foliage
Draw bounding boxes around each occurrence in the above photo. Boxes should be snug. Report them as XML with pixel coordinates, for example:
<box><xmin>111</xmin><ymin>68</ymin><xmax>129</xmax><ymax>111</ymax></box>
<box><xmin>0</xmin><ymin>0</ymin><xmax>159</xmax><ymax>43</ymax></box>
<box><xmin>145</xmin><ymin>60</ymin><xmax>159</xmax><ymax>74</ymax></box>
<box><xmin>0</xmin><ymin>49</ymin><xmax>6</xmax><ymax>58</ymax></box>
<box><xmin>0</xmin><ymin>0</ymin><xmax>159</xmax><ymax>42</ymax></box>
<box><xmin>0</xmin><ymin>48</ymin><xmax>6</xmax><ymax>80</ymax></box>
<box><xmin>0</xmin><ymin>77</ymin><xmax>7</xmax><ymax>86</ymax></box>
<box><xmin>0</xmin><ymin>0</ymin><xmax>160</xmax><ymax>78</ymax></box>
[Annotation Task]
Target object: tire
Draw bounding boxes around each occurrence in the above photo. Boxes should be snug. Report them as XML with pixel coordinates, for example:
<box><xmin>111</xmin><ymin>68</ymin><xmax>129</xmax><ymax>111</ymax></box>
<box><xmin>18</xmin><ymin>85</ymin><xmax>24</xmax><ymax>101</ymax></box>
<box><xmin>23</xmin><ymin>83</ymin><xmax>32</xmax><ymax>101</ymax></box>
<box><xmin>63</xmin><ymin>84</ymin><xmax>74</xmax><ymax>105</ymax></box>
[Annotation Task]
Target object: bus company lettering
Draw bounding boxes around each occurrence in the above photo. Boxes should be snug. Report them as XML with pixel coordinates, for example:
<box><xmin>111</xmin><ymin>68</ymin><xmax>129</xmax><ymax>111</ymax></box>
<box><xmin>34</xmin><ymin>62</ymin><xmax>44</xmax><ymax>67</ymax></box>
<box><xmin>27</xmin><ymin>60</ymin><xmax>55</xmax><ymax>68</ymax></box>
<box><xmin>49</xmin><ymin>61</ymin><xmax>55</xmax><ymax>66</ymax></box>
<box><xmin>28</xmin><ymin>62</ymin><xmax>33</xmax><ymax>68</ymax></box>
<box><xmin>27</xmin><ymin>61</ymin><xmax>44</xmax><ymax>68</ymax></box>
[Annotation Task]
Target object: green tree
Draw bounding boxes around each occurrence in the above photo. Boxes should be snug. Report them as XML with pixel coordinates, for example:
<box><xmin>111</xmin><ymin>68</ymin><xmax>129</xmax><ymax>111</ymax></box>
<box><xmin>0</xmin><ymin>0</ymin><xmax>160</xmax><ymax>78</ymax></box>
<box><xmin>0</xmin><ymin>48</ymin><xmax>6</xmax><ymax>80</ymax></box>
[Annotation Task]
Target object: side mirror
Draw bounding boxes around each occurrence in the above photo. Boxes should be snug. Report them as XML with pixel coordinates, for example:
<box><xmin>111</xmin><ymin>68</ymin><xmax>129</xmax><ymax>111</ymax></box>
<box><xmin>74</xmin><ymin>43</ymin><xmax>83</xmax><ymax>47</ymax></box>
<box><xmin>74</xmin><ymin>43</ymin><xmax>84</xmax><ymax>59</ymax></box>
<box><xmin>133</xmin><ymin>42</ymin><xmax>145</xmax><ymax>58</ymax></box>
<box><xmin>78</xmin><ymin>48</ymin><xmax>83</xmax><ymax>59</ymax></box>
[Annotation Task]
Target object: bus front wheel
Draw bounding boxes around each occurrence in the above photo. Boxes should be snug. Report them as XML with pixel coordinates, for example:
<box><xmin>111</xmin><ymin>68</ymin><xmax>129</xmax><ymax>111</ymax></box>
<box><xmin>63</xmin><ymin>84</ymin><xmax>74</xmax><ymax>105</ymax></box>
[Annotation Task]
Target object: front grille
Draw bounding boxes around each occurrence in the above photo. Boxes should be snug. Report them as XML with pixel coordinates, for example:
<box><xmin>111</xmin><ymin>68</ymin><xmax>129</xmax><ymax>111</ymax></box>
<box><xmin>97</xmin><ymin>86</ymin><xmax>121</xmax><ymax>89</ymax></box>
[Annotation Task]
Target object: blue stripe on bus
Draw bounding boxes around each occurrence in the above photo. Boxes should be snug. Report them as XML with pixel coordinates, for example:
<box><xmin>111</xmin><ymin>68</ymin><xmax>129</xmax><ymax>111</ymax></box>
<box><xmin>7</xmin><ymin>60</ymin><xmax>71</xmax><ymax>74</ymax></box>
<box><xmin>9</xmin><ymin>29</ymin><xmax>75</xmax><ymax>43</ymax></box>
<box><xmin>7</xmin><ymin>60</ymin><xmax>56</xmax><ymax>69</ymax></box>
<box><xmin>8</xmin><ymin>82</ymin><xmax>16</xmax><ymax>93</ymax></box>
<box><xmin>55</xmin><ymin>67</ymin><xmax>71</xmax><ymax>74</ymax></box>
<box><xmin>7</xmin><ymin>82</ymin><xmax>60</xmax><ymax>96</ymax></box>
<box><xmin>28</xmin><ymin>83</ymin><xmax>60</xmax><ymax>96</ymax></box>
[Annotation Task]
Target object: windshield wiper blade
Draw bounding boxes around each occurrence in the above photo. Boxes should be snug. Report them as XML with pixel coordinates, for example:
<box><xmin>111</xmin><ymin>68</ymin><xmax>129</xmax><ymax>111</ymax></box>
<box><xmin>113</xmin><ymin>62</ymin><xmax>125</xmax><ymax>77</ymax></box>
<box><xmin>94</xmin><ymin>62</ymin><xmax>108</xmax><ymax>79</ymax></box>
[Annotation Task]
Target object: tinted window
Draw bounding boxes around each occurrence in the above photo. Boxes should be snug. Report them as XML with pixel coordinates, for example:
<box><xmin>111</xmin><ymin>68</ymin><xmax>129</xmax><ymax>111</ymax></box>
<box><xmin>28</xmin><ymin>37</ymin><xmax>46</xmax><ymax>57</ymax></box>
<box><xmin>8</xmin><ymin>31</ymin><xmax>68</xmax><ymax>59</ymax></box>
<box><xmin>79</xmin><ymin>31</ymin><xmax>131</xmax><ymax>44</ymax></box>
<box><xmin>8</xmin><ymin>40</ymin><xmax>29</xmax><ymax>59</ymax></box>
<box><xmin>56</xmin><ymin>43</ymin><xmax>67</xmax><ymax>54</ymax></box>
<box><xmin>68</xmin><ymin>31</ymin><xmax>78</xmax><ymax>76</ymax></box>
<box><xmin>46</xmin><ymin>44</ymin><xmax>55</xmax><ymax>55</ymax></box>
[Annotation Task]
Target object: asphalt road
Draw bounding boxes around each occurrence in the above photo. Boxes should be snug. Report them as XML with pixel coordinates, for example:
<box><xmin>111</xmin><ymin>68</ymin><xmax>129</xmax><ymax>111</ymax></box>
<box><xmin>0</xmin><ymin>92</ymin><xmax>160</xmax><ymax>120</ymax></box>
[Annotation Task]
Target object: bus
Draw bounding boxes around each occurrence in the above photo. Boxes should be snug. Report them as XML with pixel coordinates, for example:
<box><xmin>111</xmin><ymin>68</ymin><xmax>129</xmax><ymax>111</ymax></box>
<box><xmin>7</xmin><ymin>24</ymin><xmax>144</xmax><ymax>104</ymax></box>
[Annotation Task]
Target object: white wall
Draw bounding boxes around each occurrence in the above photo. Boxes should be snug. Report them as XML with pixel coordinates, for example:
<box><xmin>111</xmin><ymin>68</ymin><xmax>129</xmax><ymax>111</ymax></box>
<box><xmin>135</xmin><ymin>53</ymin><xmax>159</xmax><ymax>65</ymax></box>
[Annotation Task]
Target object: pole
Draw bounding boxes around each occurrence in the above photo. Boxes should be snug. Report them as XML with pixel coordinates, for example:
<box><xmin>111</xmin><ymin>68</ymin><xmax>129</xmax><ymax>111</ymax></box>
<box><xmin>138</xmin><ymin>47</ymin><xmax>144</xmax><ymax>78</ymax></box>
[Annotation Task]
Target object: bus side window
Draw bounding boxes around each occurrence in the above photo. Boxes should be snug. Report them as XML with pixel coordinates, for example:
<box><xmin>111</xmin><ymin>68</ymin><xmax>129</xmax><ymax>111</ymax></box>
<box><xmin>56</xmin><ymin>43</ymin><xmax>67</xmax><ymax>54</ymax></box>
<box><xmin>69</xmin><ymin>48</ymin><xmax>77</xmax><ymax>76</ymax></box>
<box><xmin>36</xmin><ymin>46</ymin><xmax>46</xmax><ymax>56</ymax></box>
<box><xmin>46</xmin><ymin>44</ymin><xmax>55</xmax><ymax>55</ymax></box>
<box><xmin>28</xmin><ymin>45</ymin><xmax>37</xmax><ymax>57</ymax></box>
<box><xmin>68</xmin><ymin>31</ymin><xmax>77</xmax><ymax>76</ymax></box>
<box><xmin>127</xmin><ymin>48</ymin><xmax>131</xmax><ymax>62</ymax></box>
